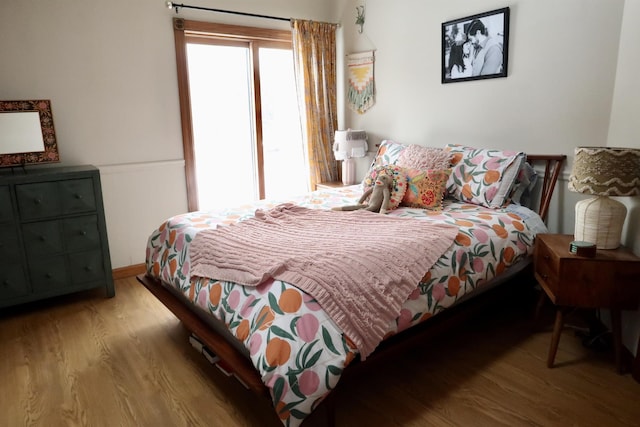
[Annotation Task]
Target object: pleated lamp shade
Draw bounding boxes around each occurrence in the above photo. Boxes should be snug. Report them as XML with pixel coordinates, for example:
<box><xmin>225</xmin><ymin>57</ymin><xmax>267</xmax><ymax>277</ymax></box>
<box><xmin>568</xmin><ymin>146</ymin><xmax>640</xmax><ymax>249</ymax></box>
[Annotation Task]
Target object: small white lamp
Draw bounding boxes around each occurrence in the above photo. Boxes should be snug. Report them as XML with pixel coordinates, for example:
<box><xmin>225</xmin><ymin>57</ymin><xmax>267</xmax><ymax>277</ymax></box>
<box><xmin>333</xmin><ymin>129</ymin><xmax>368</xmax><ymax>185</ymax></box>
<box><xmin>568</xmin><ymin>146</ymin><xmax>640</xmax><ymax>249</ymax></box>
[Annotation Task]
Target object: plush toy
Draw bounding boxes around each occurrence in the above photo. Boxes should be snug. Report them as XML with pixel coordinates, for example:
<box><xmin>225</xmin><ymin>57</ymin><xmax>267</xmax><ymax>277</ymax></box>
<box><xmin>332</xmin><ymin>174</ymin><xmax>393</xmax><ymax>214</ymax></box>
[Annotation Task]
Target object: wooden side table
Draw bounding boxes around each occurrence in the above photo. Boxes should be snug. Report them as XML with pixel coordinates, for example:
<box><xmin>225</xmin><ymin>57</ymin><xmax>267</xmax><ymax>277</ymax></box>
<box><xmin>316</xmin><ymin>181</ymin><xmax>350</xmax><ymax>190</ymax></box>
<box><xmin>534</xmin><ymin>233</ymin><xmax>640</xmax><ymax>373</ymax></box>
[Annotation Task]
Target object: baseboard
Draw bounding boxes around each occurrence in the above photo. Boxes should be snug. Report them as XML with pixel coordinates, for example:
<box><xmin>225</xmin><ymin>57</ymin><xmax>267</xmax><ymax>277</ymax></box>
<box><xmin>113</xmin><ymin>263</ymin><xmax>146</xmax><ymax>280</ymax></box>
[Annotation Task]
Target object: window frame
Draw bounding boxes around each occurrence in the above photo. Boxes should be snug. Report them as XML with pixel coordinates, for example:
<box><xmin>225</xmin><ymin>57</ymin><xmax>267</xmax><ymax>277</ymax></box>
<box><xmin>172</xmin><ymin>18</ymin><xmax>293</xmax><ymax>211</ymax></box>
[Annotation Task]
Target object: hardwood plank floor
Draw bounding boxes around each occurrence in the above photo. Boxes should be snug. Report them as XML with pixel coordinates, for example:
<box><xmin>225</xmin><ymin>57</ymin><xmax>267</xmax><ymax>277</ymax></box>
<box><xmin>1</xmin><ymin>277</ymin><xmax>638</xmax><ymax>427</ymax></box>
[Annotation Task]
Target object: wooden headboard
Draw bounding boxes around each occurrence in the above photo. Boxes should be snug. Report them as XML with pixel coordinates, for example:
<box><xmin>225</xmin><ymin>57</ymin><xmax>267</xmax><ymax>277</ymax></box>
<box><xmin>526</xmin><ymin>154</ymin><xmax>567</xmax><ymax>223</ymax></box>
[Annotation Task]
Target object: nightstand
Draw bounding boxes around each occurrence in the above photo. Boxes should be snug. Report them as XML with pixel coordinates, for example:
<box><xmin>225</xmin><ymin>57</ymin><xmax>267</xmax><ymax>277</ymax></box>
<box><xmin>534</xmin><ymin>233</ymin><xmax>640</xmax><ymax>373</ymax></box>
<box><xmin>316</xmin><ymin>181</ymin><xmax>349</xmax><ymax>190</ymax></box>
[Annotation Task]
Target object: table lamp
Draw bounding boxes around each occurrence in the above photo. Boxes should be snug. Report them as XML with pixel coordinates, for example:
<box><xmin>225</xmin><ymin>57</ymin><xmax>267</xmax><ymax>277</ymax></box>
<box><xmin>568</xmin><ymin>146</ymin><xmax>640</xmax><ymax>249</ymax></box>
<box><xmin>333</xmin><ymin>129</ymin><xmax>368</xmax><ymax>185</ymax></box>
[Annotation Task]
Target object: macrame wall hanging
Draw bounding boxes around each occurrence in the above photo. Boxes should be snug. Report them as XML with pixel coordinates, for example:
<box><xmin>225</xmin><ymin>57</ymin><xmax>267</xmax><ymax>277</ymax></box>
<box><xmin>347</xmin><ymin>50</ymin><xmax>376</xmax><ymax>114</ymax></box>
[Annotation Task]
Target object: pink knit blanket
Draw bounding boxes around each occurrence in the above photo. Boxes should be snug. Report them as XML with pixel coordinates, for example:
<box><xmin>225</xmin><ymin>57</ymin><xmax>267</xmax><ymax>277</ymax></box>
<box><xmin>189</xmin><ymin>203</ymin><xmax>457</xmax><ymax>359</ymax></box>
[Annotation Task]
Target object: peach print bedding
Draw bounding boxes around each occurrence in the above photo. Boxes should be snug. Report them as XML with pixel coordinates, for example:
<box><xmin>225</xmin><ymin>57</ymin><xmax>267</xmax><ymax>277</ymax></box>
<box><xmin>145</xmin><ymin>185</ymin><xmax>546</xmax><ymax>426</ymax></box>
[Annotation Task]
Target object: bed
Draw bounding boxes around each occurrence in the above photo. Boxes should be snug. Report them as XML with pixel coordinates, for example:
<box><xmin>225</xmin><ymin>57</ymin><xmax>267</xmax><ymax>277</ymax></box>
<box><xmin>137</xmin><ymin>142</ymin><xmax>565</xmax><ymax>426</ymax></box>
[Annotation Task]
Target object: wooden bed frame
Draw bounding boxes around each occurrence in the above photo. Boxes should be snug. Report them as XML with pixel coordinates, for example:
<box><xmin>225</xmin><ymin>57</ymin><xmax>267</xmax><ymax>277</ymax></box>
<box><xmin>137</xmin><ymin>154</ymin><xmax>566</xmax><ymax>425</ymax></box>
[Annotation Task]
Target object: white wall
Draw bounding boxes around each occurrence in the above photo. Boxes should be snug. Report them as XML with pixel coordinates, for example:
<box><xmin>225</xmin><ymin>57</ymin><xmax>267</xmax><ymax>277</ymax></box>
<box><xmin>0</xmin><ymin>0</ymin><xmax>333</xmax><ymax>268</ymax></box>
<box><xmin>609</xmin><ymin>0</ymin><xmax>640</xmax><ymax>254</ymax></box>
<box><xmin>338</xmin><ymin>0</ymin><xmax>628</xmax><ymax>235</ymax></box>
<box><xmin>606</xmin><ymin>0</ymin><xmax>640</xmax><ymax>358</ymax></box>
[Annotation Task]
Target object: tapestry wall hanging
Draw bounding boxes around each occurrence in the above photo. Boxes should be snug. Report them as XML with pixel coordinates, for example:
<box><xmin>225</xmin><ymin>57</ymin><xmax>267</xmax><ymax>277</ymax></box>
<box><xmin>347</xmin><ymin>50</ymin><xmax>375</xmax><ymax>114</ymax></box>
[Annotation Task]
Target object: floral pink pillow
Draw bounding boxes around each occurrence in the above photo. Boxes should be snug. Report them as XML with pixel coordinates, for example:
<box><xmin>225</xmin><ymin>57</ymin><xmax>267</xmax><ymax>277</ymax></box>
<box><xmin>444</xmin><ymin>144</ymin><xmax>525</xmax><ymax>208</ymax></box>
<box><xmin>396</xmin><ymin>145</ymin><xmax>452</xmax><ymax>171</ymax></box>
<box><xmin>401</xmin><ymin>168</ymin><xmax>451</xmax><ymax>210</ymax></box>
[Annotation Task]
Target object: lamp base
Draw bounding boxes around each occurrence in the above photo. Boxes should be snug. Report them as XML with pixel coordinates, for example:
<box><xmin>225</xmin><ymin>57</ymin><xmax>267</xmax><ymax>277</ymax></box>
<box><xmin>574</xmin><ymin>196</ymin><xmax>626</xmax><ymax>249</ymax></box>
<box><xmin>341</xmin><ymin>158</ymin><xmax>356</xmax><ymax>185</ymax></box>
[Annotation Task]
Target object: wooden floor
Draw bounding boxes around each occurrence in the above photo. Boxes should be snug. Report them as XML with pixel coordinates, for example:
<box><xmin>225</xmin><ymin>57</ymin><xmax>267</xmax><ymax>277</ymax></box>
<box><xmin>1</xmin><ymin>277</ymin><xmax>639</xmax><ymax>427</ymax></box>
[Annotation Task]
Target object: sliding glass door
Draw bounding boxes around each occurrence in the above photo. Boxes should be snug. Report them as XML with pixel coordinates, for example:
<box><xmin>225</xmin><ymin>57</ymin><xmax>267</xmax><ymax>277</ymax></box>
<box><xmin>187</xmin><ymin>43</ymin><xmax>257</xmax><ymax>210</ymax></box>
<box><xmin>175</xmin><ymin>20</ymin><xmax>308</xmax><ymax>212</ymax></box>
<box><xmin>259</xmin><ymin>47</ymin><xmax>306</xmax><ymax>201</ymax></box>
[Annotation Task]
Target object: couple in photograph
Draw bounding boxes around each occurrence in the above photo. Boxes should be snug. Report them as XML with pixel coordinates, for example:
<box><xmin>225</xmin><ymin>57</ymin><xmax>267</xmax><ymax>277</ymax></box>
<box><xmin>447</xmin><ymin>18</ymin><xmax>504</xmax><ymax>79</ymax></box>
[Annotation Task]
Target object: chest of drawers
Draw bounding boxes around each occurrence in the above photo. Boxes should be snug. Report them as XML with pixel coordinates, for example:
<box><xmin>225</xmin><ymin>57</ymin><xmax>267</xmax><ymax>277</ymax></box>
<box><xmin>0</xmin><ymin>165</ymin><xmax>114</xmax><ymax>308</ymax></box>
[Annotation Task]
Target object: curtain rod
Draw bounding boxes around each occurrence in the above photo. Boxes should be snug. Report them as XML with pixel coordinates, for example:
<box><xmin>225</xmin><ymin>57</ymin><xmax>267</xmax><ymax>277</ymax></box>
<box><xmin>166</xmin><ymin>2</ymin><xmax>290</xmax><ymax>22</ymax></box>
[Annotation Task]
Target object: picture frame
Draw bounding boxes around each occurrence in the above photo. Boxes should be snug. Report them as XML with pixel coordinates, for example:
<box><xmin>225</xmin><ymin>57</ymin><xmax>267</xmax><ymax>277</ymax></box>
<box><xmin>442</xmin><ymin>7</ymin><xmax>509</xmax><ymax>84</ymax></box>
<box><xmin>0</xmin><ymin>100</ymin><xmax>60</xmax><ymax>167</ymax></box>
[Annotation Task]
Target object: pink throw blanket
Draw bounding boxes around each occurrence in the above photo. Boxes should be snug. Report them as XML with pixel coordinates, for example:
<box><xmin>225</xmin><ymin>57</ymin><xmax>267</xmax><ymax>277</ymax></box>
<box><xmin>189</xmin><ymin>203</ymin><xmax>457</xmax><ymax>359</ymax></box>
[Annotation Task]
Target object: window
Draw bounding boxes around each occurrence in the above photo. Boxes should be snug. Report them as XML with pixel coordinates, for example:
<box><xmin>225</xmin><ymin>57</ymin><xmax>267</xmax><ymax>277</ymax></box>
<box><xmin>173</xmin><ymin>19</ymin><xmax>308</xmax><ymax>211</ymax></box>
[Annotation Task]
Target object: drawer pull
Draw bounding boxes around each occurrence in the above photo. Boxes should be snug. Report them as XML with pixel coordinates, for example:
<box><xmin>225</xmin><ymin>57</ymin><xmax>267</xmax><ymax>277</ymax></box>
<box><xmin>2</xmin><ymin>280</ymin><xmax>9</xmax><ymax>287</ymax></box>
<box><xmin>541</xmin><ymin>274</ymin><xmax>548</xmax><ymax>280</ymax></box>
<box><xmin>84</xmin><ymin>266</ymin><xmax>93</xmax><ymax>272</ymax></box>
<box><xmin>75</xmin><ymin>194</ymin><xmax>84</xmax><ymax>200</ymax></box>
<box><xmin>39</xmin><ymin>235</ymin><xmax>47</xmax><ymax>242</ymax></box>
<box><xmin>45</xmin><ymin>273</ymin><xmax>53</xmax><ymax>279</ymax></box>
<box><xmin>79</xmin><ymin>231</ymin><xmax>87</xmax><ymax>236</ymax></box>
<box><xmin>34</xmin><ymin>198</ymin><xmax>42</xmax><ymax>205</ymax></box>
<box><xmin>543</xmin><ymin>255</ymin><xmax>550</xmax><ymax>260</ymax></box>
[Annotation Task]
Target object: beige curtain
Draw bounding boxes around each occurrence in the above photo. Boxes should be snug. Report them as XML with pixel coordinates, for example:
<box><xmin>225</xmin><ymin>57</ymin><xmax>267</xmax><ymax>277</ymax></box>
<box><xmin>291</xmin><ymin>19</ymin><xmax>340</xmax><ymax>188</ymax></box>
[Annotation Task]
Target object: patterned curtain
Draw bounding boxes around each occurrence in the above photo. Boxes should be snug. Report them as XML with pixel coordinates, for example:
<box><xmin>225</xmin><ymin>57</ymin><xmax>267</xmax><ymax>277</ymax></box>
<box><xmin>291</xmin><ymin>19</ymin><xmax>340</xmax><ymax>188</ymax></box>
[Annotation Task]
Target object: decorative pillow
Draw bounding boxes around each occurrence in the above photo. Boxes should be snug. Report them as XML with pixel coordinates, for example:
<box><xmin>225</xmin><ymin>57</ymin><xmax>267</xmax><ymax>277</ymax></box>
<box><xmin>362</xmin><ymin>164</ymin><xmax>408</xmax><ymax>210</ymax></box>
<box><xmin>444</xmin><ymin>144</ymin><xmax>525</xmax><ymax>208</ymax></box>
<box><xmin>401</xmin><ymin>168</ymin><xmax>451</xmax><ymax>210</ymax></box>
<box><xmin>397</xmin><ymin>145</ymin><xmax>452</xmax><ymax>171</ymax></box>
<box><xmin>364</xmin><ymin>140</ymin><xmax>407</xmax><ymax>176</ymax></box>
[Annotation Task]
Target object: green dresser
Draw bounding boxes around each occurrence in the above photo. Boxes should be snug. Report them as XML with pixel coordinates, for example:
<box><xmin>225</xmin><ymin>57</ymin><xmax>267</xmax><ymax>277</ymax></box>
<box><xmin>0</xmin><ymin>165</ymin><xmax>114</xmax><ymax>308</ymax></box>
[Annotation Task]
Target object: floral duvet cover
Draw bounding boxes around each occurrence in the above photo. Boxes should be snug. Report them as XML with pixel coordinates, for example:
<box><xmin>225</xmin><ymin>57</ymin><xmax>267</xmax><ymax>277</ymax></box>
<box><xmin>145</xmin><ymin>185</ymin><xmax>547</xmax><ymax>426</ymax></box>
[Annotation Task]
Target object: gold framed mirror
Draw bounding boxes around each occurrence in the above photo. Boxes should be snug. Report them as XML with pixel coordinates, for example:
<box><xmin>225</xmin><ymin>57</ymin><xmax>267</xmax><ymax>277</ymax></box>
<box><xmin>0</xmin><ymin>99</ymin><xmax>60</xmax><ymax>168</ymax></box>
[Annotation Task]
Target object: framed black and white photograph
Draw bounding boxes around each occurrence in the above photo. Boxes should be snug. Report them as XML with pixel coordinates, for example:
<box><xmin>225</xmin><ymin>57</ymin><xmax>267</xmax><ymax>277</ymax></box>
<box><xmin>442</xmin><ymin>7</ymin><xmax>509</xmax><ymax>84</ymax></box>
